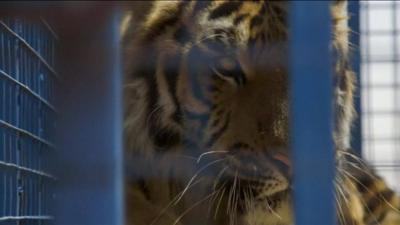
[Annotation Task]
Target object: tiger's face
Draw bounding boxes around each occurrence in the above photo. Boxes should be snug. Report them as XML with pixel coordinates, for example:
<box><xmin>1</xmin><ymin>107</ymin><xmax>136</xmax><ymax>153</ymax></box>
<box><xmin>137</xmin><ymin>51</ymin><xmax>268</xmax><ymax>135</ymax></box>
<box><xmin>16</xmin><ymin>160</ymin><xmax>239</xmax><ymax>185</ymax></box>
<box><xmin>124</xmin><ymin>1</ymin><xmax>351</xmax><ymax>225</ymax></box>
<box><xmin>153</xmin><ymin>1</ymin><xmax>292</xmax><ymax>223</ymax></box>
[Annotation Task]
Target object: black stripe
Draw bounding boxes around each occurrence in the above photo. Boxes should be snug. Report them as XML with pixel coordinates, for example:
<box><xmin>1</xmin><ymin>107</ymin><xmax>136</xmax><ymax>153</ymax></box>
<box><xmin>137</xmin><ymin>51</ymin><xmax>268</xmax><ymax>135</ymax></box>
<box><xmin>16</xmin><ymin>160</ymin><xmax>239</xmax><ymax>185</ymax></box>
<box><xmin>248</xmin><ymin>32</ymin><xmax>266</xmax><ymax>48</ymax></box>
<box><xmin>208</xmin><ymin>2</ymin><xmax>243</xmax><ymax>20</ymax></box>
<box><xmin>130</xmin><ymin>48</ymin><xmax>161</xmax><ymax>147</ymax></box>
<box><xmin>147</xmin><ymin>75</ymin><xmax>159</xmax><ymax>116</ymax></box>
<box><xmin>164</xmin><ymin>54</ymin><xmax>183</xmax><ymax>125</ymax></box>
<box><xmin>152</xmin><ymin>127</ymin><xmax>182</xmax><ymax>150</ymax></box>
<box><xmin>215</xmin><ymin>107</ymin><xmax>225</xmax><ymax>118</ymax></box>
<box><xmin>260</xmin><ymin>33</ymin><xmax>266</xmax><ymax>43</ymax></box>
<box><xmin>145</xmin><ymin>75</ymin><xmax>176</xmax><ymax>149</ymax></box>
<box><xmin>138</xmin><ymin>54</ymin><xmax>181</xmax><ymax>151</ymax></box>
<box><xmin>270</xmin><ymin>4</ymin><xmax>287</xmax><ymax>24</ymax></box>
<box><xmin>211</xmin><ymin>117</ymin><xmax>222</xmax><ymax>128</ymax></box>
<box><xmin>206</xmin><ymin>112</ymin><xmax>231</xmax><ymax>147</ymax></box>
<box><xmin>356</xmin><ymin>174</ymin><xmax>375</xmax><ymax>193</ymax></box>
<box><xmin>133</xmin><ymin>51</ymin><xmax>159</xmax><ymax>134</ymax></box>
<box><xmin>208</xmin><ymin>84</ymin><xmax>221</xmax><ymax>93</ymax></box>
<box><xmin>137</xmin><ymin>179</ymin><xmax>151</xmax><ymax>201</ymax></box>
<box><xmin>366</xmin><ymin>189</ymin><xmax>394</xmax><ymax>216</ymax></box>
<box><xmin>192</xmin><ymin>1</ymin><xmax>212</xmax><ymax>15</ymax></box>
<box><xmin>210</xmin><ymin>103</ymin><xmax>219</xmax><ymax>111</ymax></box>
<box><xmin>249</xmin><ymin>15</ymin><xmax>264</xmax><ymax>29</ymax></box>
<box><xmin>230</xmin><ymin>142</ymin><xmax>252</xmax><ymax>151</ymax></box>
<box><xmin>375</xmin><ymin>211</ymin><xmax>389</xmax><ymax>224</ymax></box>
<box><xmin>234</xmin><ymin>14</ymin><xmax>249</xmax><ymax>25</ymax></box>
<box><xmin>173</xmin><ymin>26</ymin><xmax>190</xmax><ymax>44</ymax></box>
<box><xmin>146</xmin><ymin>74</ymin><xmax>181</xmax><ymax>150</ymax></box>
<box><xmin>259</xmin><ymin>3</ymin><xmax>266</xmax><ymax>15</ymax></box>
<box><xmin>143</xmin><ymin>1</ymin><xmax>188</xmax><ymax>41</ymax></box>
<box><xmin>186</xmin><ymin>46</ymin><xmax>214</xmax><ymax>107</ymax></box>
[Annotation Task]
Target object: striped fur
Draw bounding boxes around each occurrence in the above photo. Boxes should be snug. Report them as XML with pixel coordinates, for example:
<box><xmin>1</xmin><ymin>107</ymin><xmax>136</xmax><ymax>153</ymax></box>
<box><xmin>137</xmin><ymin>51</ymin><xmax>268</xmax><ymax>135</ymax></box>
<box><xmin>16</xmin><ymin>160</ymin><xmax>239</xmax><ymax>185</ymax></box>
<box><xmin>123</xmin><ymin>1</ymin><xmax>400</xmax><ymax>225</ymax></box>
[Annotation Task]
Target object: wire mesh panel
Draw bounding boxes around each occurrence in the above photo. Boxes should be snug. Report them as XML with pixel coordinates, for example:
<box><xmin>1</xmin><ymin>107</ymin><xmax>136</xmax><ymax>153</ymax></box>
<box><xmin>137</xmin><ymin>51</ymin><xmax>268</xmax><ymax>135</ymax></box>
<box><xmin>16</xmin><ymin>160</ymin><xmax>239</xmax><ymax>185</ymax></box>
<box><xmin>0</xmin><ymin>18</ymin><xmax>57</xmax><ymax>225</ymax></box>
<box><xmin>360</xmin><ymin>1</ymin><xmax>400</xmax><ymax>194</ymax></box>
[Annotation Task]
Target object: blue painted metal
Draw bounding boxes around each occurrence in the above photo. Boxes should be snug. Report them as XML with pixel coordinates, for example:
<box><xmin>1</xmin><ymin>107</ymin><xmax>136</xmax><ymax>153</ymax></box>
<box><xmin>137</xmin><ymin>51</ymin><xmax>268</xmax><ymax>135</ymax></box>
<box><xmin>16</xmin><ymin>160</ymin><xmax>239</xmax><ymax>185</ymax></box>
<box><xmin>348</xmin><ymin>0</ymin><xmax>362</xmax><ymax>156</ymax></box>
<box><xmin>289</xmin><ymin>2</ymin><xmax>335</xmax><ymax>225</ymax></box>
<box><xmin>0</xmin><ymin>18</ymin><xmax>57</xmax><ymax>225</ymax></box>
<box><xmin>54</xmin><ymin>9</ymin><xmax>123</xmax><ymax>225</ymax></box>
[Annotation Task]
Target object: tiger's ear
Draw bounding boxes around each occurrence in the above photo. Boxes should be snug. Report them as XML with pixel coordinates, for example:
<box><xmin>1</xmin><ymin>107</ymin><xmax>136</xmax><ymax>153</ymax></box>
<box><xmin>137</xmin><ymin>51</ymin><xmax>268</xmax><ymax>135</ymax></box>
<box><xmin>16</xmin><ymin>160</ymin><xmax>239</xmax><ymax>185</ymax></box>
<box><xmin>140</xmin><ymin>1</ymin><xmax>188</xmax><ymax>42</ymax></box>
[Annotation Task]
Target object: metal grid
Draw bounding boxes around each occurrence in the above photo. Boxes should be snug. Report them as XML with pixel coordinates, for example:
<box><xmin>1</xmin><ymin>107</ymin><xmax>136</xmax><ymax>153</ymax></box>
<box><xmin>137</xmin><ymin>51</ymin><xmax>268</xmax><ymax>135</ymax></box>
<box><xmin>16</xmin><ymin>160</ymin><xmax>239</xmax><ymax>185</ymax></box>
<box><xmin>360</xmin><ymin>1</ymin><xmax>400</xmax><ymax>193</ymax></box>
<box><xmin>0</xmin><ymin>18</ymin><xmax>57</xmax><ymax>224</ymax></box>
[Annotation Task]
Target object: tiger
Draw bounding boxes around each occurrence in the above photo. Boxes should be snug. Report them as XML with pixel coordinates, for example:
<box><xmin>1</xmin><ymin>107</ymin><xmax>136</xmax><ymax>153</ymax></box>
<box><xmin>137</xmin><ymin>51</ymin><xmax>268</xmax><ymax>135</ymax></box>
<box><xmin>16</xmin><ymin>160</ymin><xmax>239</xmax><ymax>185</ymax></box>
<box><xmin>122</xmin><ymin>1</ymin><xmax>400</xmax><ymax>225</ymax></box>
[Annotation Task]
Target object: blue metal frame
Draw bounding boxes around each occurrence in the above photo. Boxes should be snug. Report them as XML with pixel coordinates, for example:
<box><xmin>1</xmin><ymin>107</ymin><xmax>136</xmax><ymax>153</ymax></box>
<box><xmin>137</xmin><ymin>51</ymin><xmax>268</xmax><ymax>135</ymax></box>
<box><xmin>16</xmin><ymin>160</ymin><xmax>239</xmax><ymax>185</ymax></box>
<box><xmin>54</xmin><ymin>9</ymin><xmax>123</xmax><ymax>225</ymax></box>
<box><xmin>289</xmin><ymin>2</ymin><xmax>335</xmax><ymax>225</ymax></box>
<box><xmin>348</xmin><ymin>0</ymin><xmax>362</xmax><ymax>156</ymax></box>
<box><xmin>0</xmin><ymin>18</ymin><xmax>57</xmax><ymax>225</ymax></box>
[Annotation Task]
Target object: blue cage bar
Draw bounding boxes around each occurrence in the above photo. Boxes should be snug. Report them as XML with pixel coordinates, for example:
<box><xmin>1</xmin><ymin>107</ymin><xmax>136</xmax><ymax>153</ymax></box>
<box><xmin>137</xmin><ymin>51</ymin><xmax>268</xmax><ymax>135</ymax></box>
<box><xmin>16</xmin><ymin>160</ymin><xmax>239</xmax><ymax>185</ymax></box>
<box><xmin>290</xmin><ymin>2</ymin><xmax>335</xmax><ymax>225</ymax></box>
<box><xmin>348</xmin><ymin>0</ymin><xmax>362</xmax><ymax>156</ymax></box>
<box><xmin>0</xmin><ymin>18</ymin><xmax>57</xmax><ymax>225</ymax></box>
<box><xmin>54</xmin><ymin>8</ymin><xmax>123</xmax><ymax>225</ymax></box>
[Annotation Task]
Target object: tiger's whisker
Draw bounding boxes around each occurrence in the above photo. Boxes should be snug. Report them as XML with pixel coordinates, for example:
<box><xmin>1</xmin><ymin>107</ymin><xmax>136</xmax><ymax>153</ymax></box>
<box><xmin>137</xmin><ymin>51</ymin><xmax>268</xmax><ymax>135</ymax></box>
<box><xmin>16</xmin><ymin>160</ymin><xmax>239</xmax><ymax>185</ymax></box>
<box><xmin>171</xmin><ymin>190</ymin><xmax>219</xmax><ymax>225</ymax></box>
<box><xmin>214</xmin><ymin>166</ymin><xmax>229</xmax><ymax>190</ymax></box>
<box><xmin>334</xmin><ymin>193</ymin><xmax>346</xmax><ymax>225</ymax></box>
<box><xmin>214</xmin><ymin>184</ymin><xmax>227</xmax><ymax>219</ymax></box>
<box><xmin>230</xmin><ymin>170</ymin><xmax>239</xmax><ymax>225</ymax></box>
<box><xmin>339</xmin><ymin>168</ymin><xmax>400</xmax><ymax>214</ymax></box>
<box><xmin>175</xmin><ymin>158</ymin><xmax>226</xmax><ymax>205</ymax></box>
<box><xmin>197</xmin><ymin>151</ymin><xmax>228</xmax><ymax>163</ymax></box>
<box><xmin>266</xmin><ymin>200</ymin><xmax>282</xmax><ymax>220</ymax></box>
<box><xmin>343</xmin><ymin>173</ymin><xmax>383</xmax><ymax>225</ymax></box>
<box><xmin>149</xmin><ymin>178</ymin><xmax>205</xmax><ymax>225</ymax></box>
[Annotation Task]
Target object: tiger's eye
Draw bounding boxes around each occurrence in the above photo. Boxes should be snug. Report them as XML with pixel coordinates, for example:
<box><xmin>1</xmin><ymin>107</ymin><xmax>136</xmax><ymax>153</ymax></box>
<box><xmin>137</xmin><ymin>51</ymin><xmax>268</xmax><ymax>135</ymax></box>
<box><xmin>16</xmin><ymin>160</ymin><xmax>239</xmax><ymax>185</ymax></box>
<box><xmin>212</xmin><ymin>56</ymin><xmax>246</xmax><ymax>87</ymax></box>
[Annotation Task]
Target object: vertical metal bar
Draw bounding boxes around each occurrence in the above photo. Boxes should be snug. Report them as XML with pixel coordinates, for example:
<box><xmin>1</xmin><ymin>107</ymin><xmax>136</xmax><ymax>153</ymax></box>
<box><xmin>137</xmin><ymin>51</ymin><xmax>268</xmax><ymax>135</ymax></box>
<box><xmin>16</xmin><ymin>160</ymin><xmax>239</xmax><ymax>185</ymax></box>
<box><xmin>349</xmin><ymin>1</ymin><xmax>362</xmax><ymax>155</ymax></box>
<box><xmin>289</xmin><ymin>2</ymin><xmax>335</xmax><ymax>225</ymax></box>
<box><xmin>55</xmin><ymin>8</ymin><xmax>123</xmax><ymax>225</ymax></box>
<box><xmin>112</xmin><ymin>11</ymin><xmax>124</xmax><ymax>225</ymax></box>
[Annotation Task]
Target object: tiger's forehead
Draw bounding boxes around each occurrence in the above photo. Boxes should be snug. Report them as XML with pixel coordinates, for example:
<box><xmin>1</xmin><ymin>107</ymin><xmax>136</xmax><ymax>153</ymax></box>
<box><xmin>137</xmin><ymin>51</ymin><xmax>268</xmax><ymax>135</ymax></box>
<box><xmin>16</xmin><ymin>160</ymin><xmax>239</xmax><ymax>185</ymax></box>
<box><xmin>196</xmin><ymin>1</ymin><xmax>267</xmax><ymax>46</ymax></box>
<box><xmin>209</xmin><ymin>1</ymin><xmax>264</xmax><ymax>17</ymax></box>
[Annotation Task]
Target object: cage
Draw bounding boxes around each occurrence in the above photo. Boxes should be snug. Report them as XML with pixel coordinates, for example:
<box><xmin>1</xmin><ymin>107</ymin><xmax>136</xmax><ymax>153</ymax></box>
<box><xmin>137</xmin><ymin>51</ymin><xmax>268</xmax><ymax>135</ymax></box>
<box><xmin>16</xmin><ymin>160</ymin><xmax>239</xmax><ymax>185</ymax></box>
<box><xmin>360</xmin><ymin>0</ymin><xmax>400</xmax><ymax>194</ymax></box>
<box><xmin>0</xmin><ymin>18</ymin><xmax>57</xmax><ymax>224</ymax></box>
<box><xmin>0</xmin><ymin>1</ymin><xmax>399</xmax><ymax>225</ymax></box>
